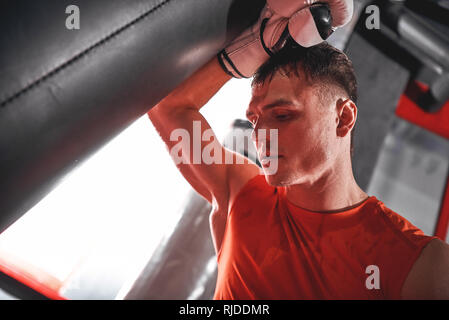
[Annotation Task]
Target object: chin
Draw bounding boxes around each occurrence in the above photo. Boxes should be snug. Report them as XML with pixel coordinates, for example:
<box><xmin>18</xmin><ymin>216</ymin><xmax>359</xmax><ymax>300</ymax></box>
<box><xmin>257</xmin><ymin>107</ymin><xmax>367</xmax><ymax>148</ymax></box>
<box><xmin>263</xmin><ymin>163</ymin><xmax>310</xmax><ymax>187</ymax></box>
<box><xmin>263</xmin><ymin>169</ymin><xmax>291</xmax><ymax>187</ymax></box>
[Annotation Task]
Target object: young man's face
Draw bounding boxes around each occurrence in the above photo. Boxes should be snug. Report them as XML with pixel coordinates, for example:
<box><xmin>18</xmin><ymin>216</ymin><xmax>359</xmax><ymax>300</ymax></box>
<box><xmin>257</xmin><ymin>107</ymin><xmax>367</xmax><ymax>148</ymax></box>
<box><xmin>247</xmin><ymin>71</ymin><xmax>341</xmax><ymax>186</ymax></box>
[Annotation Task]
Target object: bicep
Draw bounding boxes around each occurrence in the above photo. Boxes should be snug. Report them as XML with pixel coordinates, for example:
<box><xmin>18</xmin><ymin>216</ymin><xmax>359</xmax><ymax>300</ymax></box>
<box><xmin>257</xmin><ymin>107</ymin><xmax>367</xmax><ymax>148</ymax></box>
<box><xmin>149</xmin><ymin>106</ymin><xmax>259</xmax><ymax>208</ymax></box>
<box><xmin>401</xmin><ymin>239</ymin><xmax>449</xmax><ymax>299</ymax></box>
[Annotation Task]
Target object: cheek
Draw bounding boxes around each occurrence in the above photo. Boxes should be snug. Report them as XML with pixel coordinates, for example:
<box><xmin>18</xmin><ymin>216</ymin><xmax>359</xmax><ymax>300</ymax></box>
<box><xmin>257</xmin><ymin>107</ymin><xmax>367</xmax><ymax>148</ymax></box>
<box><xmin>286</xmin><ymin>119</ymin><xmax>328</xmax><ymax>148</ymax></box>
<box><xmin>287</xmin><ymin>121</ymin><xmax>334</xmax><ymax>165</ymax></box>
<box><xmin>277</xmin><ymin>115</ymin><xmax>335</xmax><ymax>154</ymax></box>
<box><xmin>313</xmin><ymin>120</ymin><xmax>337</xmax><ymax>162</ymax></box>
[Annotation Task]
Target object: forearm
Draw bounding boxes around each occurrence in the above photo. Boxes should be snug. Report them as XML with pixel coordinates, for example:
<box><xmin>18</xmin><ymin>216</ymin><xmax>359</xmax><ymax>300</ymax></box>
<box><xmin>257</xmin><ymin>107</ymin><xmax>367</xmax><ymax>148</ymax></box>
<box><xmin>147</xmin><ymin>55</ymin><xmax>232</xmax><ymax>166</ymax></box>
<box><xmin>149</xmin><ymin>56</ymin><xmax>231</xmax><ymax>115</ymax></box>
<box><xmin>147</xmin><ymin>56</ymin><xmax>233</xmax><ymax>203</ymax></box>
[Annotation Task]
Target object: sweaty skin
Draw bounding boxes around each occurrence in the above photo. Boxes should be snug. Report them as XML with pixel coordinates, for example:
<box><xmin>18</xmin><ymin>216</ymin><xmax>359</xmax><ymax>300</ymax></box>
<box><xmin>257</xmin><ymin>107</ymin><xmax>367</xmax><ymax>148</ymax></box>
<box><xmin>247</xmin><ymin>71</ymin><xmax>368</xmax><ymax>212</ymax></box>
<box><xmin>149</xmin><ymin>56</ymin><xmax>449</xmax><ymax>299</ymax></box>
<box><xmin>247</xmin><ymin>70</ymin><xmax>449</xmax><ymax>299</ymax></box>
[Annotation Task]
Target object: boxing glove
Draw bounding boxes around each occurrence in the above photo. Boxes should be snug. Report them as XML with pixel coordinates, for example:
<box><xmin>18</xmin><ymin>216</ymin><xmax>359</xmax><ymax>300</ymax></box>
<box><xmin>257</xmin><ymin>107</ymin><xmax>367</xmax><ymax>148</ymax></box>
<box><xmin>267</xmin><ymin>0</ymin><xmax>353</xmax><ymax>26</ymax></box>
<box><xmin>284</xmin><ymin>0</ymin><xmax>354</xmax><ymax>47</ymax></box>
<box><xmin>218</xmin><ymin>0</ymin><xmax>354</xmax><ymax>79</ymax></box>
<box><xmin>217</xmin><ymin>5</ymin><xmax>290</xmax><ymax>79</ymax></box>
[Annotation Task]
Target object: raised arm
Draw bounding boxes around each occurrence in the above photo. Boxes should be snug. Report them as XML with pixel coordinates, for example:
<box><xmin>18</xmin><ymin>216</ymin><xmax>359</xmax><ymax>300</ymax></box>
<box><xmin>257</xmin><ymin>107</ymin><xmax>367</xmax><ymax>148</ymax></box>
<box><xmin>148</xmin><ymin>56</ymin><xmax>260</xmax><ymax>208</ymax></box>
<box><xmin>148</xmin><ymin>56</ymin><xmax>261</xmax><ymax>253</ymax></box>
<box><xmin>147</xmin><ymin>0</ymin><xmax>349</xmax><ymax>254</ymax></box>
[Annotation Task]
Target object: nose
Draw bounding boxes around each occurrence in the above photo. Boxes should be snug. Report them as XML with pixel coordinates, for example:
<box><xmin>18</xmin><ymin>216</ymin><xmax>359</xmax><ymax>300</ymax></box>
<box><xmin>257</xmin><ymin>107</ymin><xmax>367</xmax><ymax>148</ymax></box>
<box><xmin>252</xmin><ymin>126</ymin><xmax>272</xmax><ymax>155</ymax></box>
<box><xmin>251</xmin><ymin>119</ymin><xmax>269</xmax><ymax>140</ymax></box>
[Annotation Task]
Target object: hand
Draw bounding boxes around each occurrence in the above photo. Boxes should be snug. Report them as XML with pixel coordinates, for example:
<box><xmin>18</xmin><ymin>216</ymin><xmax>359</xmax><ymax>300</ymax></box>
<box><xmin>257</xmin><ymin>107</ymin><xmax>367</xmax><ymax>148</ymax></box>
<box><xmin>217</xmin><ymin>0</ymin><xmax>354</xmax><ymax>79</ymax></box>
<box><xmin>217</xmin><ymin>5</ymin><xmax>289</xmax><ymax>79</ymax></box>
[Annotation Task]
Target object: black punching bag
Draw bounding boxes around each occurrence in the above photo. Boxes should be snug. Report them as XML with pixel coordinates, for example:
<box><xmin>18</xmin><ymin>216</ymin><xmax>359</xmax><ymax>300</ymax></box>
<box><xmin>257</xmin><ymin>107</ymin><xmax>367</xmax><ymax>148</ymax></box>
<box><xmin>0</xmin><ymin>0</ymin><xmax>265</xmax><ymax>232</ymax></box>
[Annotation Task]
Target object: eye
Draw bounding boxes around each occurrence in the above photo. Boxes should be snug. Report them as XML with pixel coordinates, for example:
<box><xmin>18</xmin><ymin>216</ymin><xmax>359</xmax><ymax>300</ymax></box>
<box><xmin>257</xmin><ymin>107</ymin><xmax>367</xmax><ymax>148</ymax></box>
<box><xmin>275</xmin><ymin>114</ymin><xmax>290</xmax><ymax>121</ymax></box>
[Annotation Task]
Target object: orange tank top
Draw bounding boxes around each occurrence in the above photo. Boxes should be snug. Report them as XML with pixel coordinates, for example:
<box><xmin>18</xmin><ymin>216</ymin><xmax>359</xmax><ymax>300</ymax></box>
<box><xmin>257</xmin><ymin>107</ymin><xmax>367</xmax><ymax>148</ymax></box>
<box><xmin>213</xmin><ymin>174</ymin><xmax>438</xmax><ymax>300</ymax></box>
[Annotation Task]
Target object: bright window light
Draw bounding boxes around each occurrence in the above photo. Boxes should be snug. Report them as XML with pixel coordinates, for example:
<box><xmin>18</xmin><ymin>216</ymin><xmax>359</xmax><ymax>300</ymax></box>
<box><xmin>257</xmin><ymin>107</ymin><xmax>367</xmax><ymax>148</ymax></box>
<box><xmin>0</xmin><ymin>77</ymin><xmax>251</xmax><ymax>299</ymax></box>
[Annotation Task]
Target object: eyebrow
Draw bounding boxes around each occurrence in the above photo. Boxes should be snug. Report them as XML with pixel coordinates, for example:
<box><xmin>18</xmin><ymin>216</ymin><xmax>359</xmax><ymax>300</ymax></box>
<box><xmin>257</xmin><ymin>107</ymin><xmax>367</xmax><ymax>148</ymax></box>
<box><xmin>246</xmin><ymin>99</ymin><xmax>295</xmax><ymax>119</ymax></box>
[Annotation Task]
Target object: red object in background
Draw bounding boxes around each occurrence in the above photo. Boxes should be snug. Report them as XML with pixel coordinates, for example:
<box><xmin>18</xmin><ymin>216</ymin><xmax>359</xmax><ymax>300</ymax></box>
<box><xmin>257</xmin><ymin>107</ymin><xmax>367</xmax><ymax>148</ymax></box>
<box><xmin>0</xmin><ymin>252</ymin><xmax>66</xmax><ymax>300</ymax></box>
<box><xmin>396</xmin><ymin>81</ymin><xmax>449</xmax><ymax>139</ymax></box>
<box><xmin>396</xmin><ymin>80</ymin><xmax>449</xmax><ymax>241</ymax></box>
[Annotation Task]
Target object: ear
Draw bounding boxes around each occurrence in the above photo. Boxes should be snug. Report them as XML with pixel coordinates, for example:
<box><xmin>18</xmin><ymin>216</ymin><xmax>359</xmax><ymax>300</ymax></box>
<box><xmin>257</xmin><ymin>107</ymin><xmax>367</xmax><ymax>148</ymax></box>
<box><xmin>335</xmin><ymin>98</ymin><xmax>357</xmax><ymax>138</ymax></box>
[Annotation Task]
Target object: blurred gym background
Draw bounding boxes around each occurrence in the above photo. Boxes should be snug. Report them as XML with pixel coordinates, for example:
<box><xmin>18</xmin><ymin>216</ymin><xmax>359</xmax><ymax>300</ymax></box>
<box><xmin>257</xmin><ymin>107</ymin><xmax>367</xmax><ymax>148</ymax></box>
<box><xmin>0</xmin><ymin>0</ymin><xmax>448</xmax><ymax>299</ymax></box>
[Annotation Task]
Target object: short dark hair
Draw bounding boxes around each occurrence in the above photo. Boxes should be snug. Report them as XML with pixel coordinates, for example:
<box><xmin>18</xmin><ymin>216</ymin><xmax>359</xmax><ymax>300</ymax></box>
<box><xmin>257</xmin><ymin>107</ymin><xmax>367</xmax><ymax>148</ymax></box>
<box><xmin>251</xmin><ymin>40</ymin><xmax>357</xmax><ymax>157</ymax></box>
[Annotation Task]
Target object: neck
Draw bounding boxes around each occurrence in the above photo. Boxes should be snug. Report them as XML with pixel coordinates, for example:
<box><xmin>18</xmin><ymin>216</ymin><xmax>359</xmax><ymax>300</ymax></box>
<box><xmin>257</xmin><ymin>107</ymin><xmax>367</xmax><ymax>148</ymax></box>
<box><xmin>284</xmin><ymin>157</ymin><xmax>368</xmax><ymax>213</ymax></box>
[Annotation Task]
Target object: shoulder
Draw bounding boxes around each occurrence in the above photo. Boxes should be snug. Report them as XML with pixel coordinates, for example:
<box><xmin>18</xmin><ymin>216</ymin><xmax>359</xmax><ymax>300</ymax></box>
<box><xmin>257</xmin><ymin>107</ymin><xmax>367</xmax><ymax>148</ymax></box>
<box><xmin>365</xmin><ymin>199</ymin><xmax>442</xmax><ymax>298</ymax></box>
<box><xmin>401</xmin><ymin>238</ymin><xmax>449</xmax><ymax>299</ymax></box>
<box><xmin>226</xmin><ymin>162</ymin><xmax>266</xmax><ymax>213</ymax></box>
<box><xmin>371</xmin><ymin>199</ymin><xmax>432</xmax><ymax>246</ymax></box>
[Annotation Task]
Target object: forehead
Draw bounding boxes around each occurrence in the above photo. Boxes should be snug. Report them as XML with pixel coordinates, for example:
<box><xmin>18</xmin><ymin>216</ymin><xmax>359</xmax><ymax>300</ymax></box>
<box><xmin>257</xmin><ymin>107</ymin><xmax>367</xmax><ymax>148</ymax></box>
<box><xmin>248</xmin><ymin>71</ymin><xmax>312</xmax><ymax>111</ymax></box>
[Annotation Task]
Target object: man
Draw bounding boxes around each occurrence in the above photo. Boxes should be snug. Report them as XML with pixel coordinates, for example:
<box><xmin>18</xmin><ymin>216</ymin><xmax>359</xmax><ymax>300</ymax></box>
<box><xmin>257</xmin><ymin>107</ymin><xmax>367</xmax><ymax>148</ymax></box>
<box><xmin>148</xmin><ymin>0</ymin><xmax>449</xmax><ymax>299</ymax></box>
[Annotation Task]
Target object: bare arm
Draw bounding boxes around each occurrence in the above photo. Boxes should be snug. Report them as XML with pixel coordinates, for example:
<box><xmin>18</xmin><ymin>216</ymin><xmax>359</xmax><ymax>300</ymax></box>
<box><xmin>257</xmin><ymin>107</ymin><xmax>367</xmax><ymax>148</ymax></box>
<box><xmin>148</xmin><ymin>56</ymin><xmax>261</xmax><ymax>252</ymax></box>
<box><xmin>401</xmin><ymin>238</ymin><xmax>449</xmax><ymax>299</ymax></box>
<box><xmin>148</xmin><ymin>56</ymin><xmax>231</xmax><ymax>206</ymax></box>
